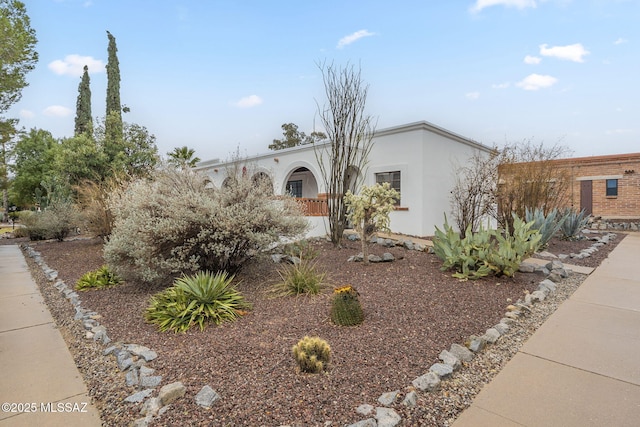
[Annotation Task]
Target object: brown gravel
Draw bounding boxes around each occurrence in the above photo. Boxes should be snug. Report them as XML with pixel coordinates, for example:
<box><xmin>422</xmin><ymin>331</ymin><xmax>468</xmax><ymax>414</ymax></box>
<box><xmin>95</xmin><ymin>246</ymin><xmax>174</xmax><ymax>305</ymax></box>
<box><xmin>21</xmin><ymin>231</ymin><xmax>621</xmax><ymax>426</ymax></box>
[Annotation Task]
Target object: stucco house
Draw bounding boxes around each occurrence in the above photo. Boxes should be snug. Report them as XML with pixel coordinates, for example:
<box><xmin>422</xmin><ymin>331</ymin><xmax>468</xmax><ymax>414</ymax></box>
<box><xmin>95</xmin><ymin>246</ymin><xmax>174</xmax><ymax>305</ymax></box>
<box><xmin>195</xmin><ymin>121</ymin><xmax>493</xmax><ymax>238</ymax></box>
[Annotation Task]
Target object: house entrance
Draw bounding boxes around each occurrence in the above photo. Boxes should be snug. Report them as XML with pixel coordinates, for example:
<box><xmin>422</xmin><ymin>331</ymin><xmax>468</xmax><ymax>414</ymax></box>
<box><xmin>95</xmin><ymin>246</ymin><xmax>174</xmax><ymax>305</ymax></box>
<box><xmin>580</xmin><ymin>180</ymin><xmax>593</xmax><ymax>215</ymax></box>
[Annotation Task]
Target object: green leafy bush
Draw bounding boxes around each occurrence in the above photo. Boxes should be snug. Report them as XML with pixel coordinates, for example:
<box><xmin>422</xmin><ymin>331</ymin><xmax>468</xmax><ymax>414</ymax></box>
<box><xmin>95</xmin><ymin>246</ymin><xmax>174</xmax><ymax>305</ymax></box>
<box><xmin>433</xmin><ymin>215</ymin><xmax>541</xmax><ymax>280</ymax></box>
<box><xmin>145</xmin><ymin>271</ymin><xmax>251</xmax><ymax>332</ymax></box>
<box><xmin>104</xmin><ymin>167</ymin><xmax>308</xmax><ymax>286</ymax></box>
<box><xmin>76</xmin><ymin>266</ymin><xmax>122</xmax><ymax>291</ymax></box>
<box><xmin>525</xmin><ymin>207</ymin><xmax>566</xmax><ymax>249</ymax></box>
<box><xmin>330</xmin><ymin>285</ymin><xmax>364</xmax><ymax>326</ymax></box>
<box><xmin>272</xmin><ymin>259</ymin><xmax>326</xmax><ymax>296</ymax></box>
<box><xmin>292</xmin><ymin>336</ymin><xmax>331</xmax><ymax>374</ymax></box>
<box><xmin>20</xmin><ymin>200</ymin><xmax>80</xmax><ymax>241</ymax></box>
<box><xmin>560</xmin><ymin>208</ymin><xmax>590</xmax><ymax>240</ymax></box>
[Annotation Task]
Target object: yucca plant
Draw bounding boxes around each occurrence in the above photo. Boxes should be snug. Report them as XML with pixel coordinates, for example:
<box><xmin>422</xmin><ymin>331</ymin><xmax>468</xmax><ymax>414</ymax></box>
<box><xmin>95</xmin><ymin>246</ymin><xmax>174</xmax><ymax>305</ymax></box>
<box><xmin>525</xmin><ymin>207</ymin><xmax>566</xmax><ymax>249</ymax></box>
<box><xmin>292</xmin><ymin>336</ymin><xmax>331</xmax><ymax>374</ymax></box>
<box><xmin>272</xmin><ymin>259</ymin><xmax>326</xmax><ymax>296</ymax></box>
<box><xmin>560</xmin><ymin>208</ymin><xmax>590</xmax><ymax>240</ymax></box>
<box><xmin>145</xmin><ymin>271</ymin><xmax>251</xmax><ymax>332</ymax></box>
<box><xmin>76</xmin><ymin>266</ymin><xmax>122</xmax><ymax>291</ymax></box>
<box><xmin>330</xmin><ymin>285</ymin><xmax>364</xmax><ymax>326</ymax></box>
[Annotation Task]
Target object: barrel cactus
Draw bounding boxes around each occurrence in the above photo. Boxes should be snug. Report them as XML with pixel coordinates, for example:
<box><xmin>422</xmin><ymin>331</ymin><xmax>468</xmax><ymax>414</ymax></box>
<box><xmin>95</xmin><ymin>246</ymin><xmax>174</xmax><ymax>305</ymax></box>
<box><xmin>330</xmin><ymin>285</ymin><xmax>364</xmax><ymax>326</ymax></box>
<box><xmin>292</xmin><ymin>336</ymin><xmax>331</xmax><ymax>374</ymax></box>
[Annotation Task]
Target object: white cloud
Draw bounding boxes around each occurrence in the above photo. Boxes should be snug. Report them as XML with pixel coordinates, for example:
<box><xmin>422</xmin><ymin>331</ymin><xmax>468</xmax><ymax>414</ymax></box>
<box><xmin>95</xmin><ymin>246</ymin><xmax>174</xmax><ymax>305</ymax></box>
<box><xmin>234</xmin><ymin>95</ymin><xmax>263</xmax><ymax>108</ymax></box>
<box><xmin>466</xmin><ymin>92</ymin><xmax>480</xmax><ymax>100</ymax></box>
<box><xmin>337</xmin><ymin>30</ymin><xmax>375</xmax><ymax>49</ymax></box>
<box><xmin>43</xmin><ymin>105</ymin><xmax>73</xmax><ymax>117</ymax></box>
<box><xmin>48</xmin><ymin>54</ymin><xmax>105</xmax><ymax>77</ymax></box>
<box><xmin>605</xmin><ymin>128</ymin><xmax>634</xmax><ymax>135</ymax></box>
<box><xmin>492</xmin><ymin>82</ymin><xmax>511</xmax><ymax>89</ymax></box>
<box><xmin>20</xmin><ymin>109</ymin><xmax>35</xmax><ymax>119</ymax></box>
<box><xmin>524</xmin><ymin>55</ymin><xmax>541</xmax><ymax>64</ymax></box>
<box><xmin>614</xmin><ymin>38</ymin><xmax>628</xmax><ymax>45</ymax></box>
<box><xmin>516</xmin><ymin>73</ymin><xmax>558</xmax><ymax>90</ymax></box>
<box><xmin>539</xmin><ymin>43</ymin><xmax>589</xmax><ymax>62</ymax></box>
<box><xmin>470</xmin><ymin>0</ymin><xmax>537</xmax><ymax>13</ymax></box>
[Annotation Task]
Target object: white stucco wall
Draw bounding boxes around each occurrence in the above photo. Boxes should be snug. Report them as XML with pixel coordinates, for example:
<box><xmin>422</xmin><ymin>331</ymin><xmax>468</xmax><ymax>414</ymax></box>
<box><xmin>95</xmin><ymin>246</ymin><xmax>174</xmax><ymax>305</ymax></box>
<box><xmin>195</xmin><ymin>121</ymin><xmax>493</xmax><ymax>238</ymax></box>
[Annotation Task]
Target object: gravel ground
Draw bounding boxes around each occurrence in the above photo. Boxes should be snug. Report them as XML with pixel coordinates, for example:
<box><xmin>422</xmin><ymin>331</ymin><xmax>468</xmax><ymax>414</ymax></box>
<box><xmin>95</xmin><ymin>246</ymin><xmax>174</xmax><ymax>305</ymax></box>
<box><xmin>19</xmin><ymin>232</ymin><xmax>621</xmax><ymax>426</ymax></box>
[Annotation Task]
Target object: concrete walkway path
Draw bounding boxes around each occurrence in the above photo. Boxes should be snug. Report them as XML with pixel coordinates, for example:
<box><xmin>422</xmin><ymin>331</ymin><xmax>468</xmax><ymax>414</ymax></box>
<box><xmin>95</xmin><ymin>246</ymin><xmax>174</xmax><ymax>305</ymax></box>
<box><xmin>0</xmin><ymin>245</ymin><xmax>102</xmax><ymax>426</ymax></box>
<box><xmin>453</xmin><ymin>232</ymin><xmax>640</xmax><ymax>427</ymax></box>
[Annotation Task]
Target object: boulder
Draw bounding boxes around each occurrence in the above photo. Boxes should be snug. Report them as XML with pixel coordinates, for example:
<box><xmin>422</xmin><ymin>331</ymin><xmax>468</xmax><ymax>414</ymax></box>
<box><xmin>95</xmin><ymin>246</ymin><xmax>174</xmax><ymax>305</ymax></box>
<box><xmin>195</xmin><ymin>385</ymin><xmax>221</xmax><ymax>408</ymax></box>
<box><xmin>411</xmin><ymin>372</ymin><xmax>440</xmax><ymax>391</ymax></box>
<box><xmin>159</xmin><ymin>382</ymin><xmax>186</xmax><ymax>406</ymax></box>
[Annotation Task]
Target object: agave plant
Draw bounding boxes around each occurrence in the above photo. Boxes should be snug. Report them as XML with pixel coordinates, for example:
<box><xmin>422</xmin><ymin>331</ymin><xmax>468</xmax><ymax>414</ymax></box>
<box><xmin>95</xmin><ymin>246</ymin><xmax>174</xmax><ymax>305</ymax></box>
<box><xmin>525</xmin><ymin>207</ymin><xmax>566</xmax><ymax>249</ymax></box>
<box><xmin>560</xmin><ymin>208</ymin><xmax>590</xmax><ymax>240</ymax></box>
<box><xmin>145</xmin><ymin>271</ymin><xmax>251</xmax><ymax>332</ymax></box>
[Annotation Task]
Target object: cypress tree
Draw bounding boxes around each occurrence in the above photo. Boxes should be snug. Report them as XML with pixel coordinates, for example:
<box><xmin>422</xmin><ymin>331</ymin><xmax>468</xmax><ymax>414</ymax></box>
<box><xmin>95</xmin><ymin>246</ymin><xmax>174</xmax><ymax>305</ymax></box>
<box><xmin>105</xmin><ymin>30</ymin><xmax>122</xmax><ymax>144</ymax></box>
<box><xmin>74</xmin><ymin>65</ymin><xmax>92</xmax><ymax>136</ymax></box>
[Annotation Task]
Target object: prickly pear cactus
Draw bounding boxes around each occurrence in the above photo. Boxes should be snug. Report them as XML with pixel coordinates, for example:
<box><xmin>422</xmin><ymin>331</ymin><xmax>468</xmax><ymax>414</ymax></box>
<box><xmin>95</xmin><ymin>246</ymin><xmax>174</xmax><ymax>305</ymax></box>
<box><xmin>330</xmin><ymin>285</ymin><xmax>364</xmax><ymax>326</ymax></box>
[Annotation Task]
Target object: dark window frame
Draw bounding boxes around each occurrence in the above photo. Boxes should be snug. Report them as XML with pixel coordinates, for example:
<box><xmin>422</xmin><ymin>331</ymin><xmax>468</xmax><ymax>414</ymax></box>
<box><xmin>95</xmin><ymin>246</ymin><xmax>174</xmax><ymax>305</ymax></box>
<box><xmin>606</xmin><ymin>179</ymin><xmax>618</xmax><ymax>197</ymax></box>
<box><xmin>375</xmin><ymin>171</ymin><xmax>401</xmax><ymax>205</ymax></box>
<box><xmin>286</xmin><ymin>180</ymin><xmax>303</xmax><ymax>198</ymax></box>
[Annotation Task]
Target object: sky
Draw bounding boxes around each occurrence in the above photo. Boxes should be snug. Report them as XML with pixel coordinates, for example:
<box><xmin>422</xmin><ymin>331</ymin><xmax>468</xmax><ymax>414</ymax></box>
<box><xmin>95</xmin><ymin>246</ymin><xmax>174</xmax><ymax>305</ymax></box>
<box><xmin>8</xmin><ymin>0</ymin><xmax>640</xmax><ymax>162</ymax></box>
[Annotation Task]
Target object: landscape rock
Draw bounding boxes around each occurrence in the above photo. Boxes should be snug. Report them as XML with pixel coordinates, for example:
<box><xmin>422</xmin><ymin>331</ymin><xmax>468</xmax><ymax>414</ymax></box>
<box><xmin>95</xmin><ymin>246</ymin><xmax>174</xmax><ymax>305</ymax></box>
<box><xmin>377</xmin><ymin>390</ymin><xmax>399</xmax><ymax>406</ymax></box>
<box><xmin>483</xmin><ymin>328</ymin><xmax>501</xmax><ymax>343</ymax></box>
<box><xmin>382</xmin><ymin>252</ymin><xmax>395</xmax><ymax>262</ymax></box>
<box><xmin>140</xmin><ymin>397</ymin><xmax>162</xmax><ymax>416</ymax></box>
<box><xmin>356</xmin><ymin>404</ymin><xmax>374</xmax><ymax>416</ymax></box>
<box><xmin>449</xmin><ymin>343</ymin><xmax>473</xmax><ymax>362</ymax></box>
<box><xmin>429</xmin><ymin>363</ymin><xmax>453</xmax><ymax>378</ymax></box>
<box><xmin>348</xmin><ymin>419</ymin><xmax>376</xmax><ymax>427</ymax></box>
<box><xmin>518</xmin><ymin>262</ymin><xmax>536</xmax><ymax>273</ymax></box>
<box><xmin>402</xmin><ymin>391</ymin><xmax>418</xmax><ymax>407</ymax></box>
<box><xmin>538</xmin><ymin>279</ymin><xmax>557</xmax><ymax>293</ymax></box>
<box><xmin>530</xmin><ymin>290</ymin><xmax>546</xmax><ymax>302</ymax></box>
<box><xmin>375</xmin><ymin>407</ymin><xmax>401</xmax><ymax>427</ymax></box>
<box><xmin>158</xmin><ymin>382</ymin><xmax>186</xmax><ymax>405</ymax></box>
<box><xmin>195</xmin><ymin>385</ymin><xmax>221</xmax><ymax>408</ymax></box>
<box><xmin>412</xmin><ymin>372</ymin><xmax>441</xmax><ymax>391</ymax></box>
<box><xmin>438</xmin><ymin>350</ymin><xmax>461</xmax><ymax>370</ymax></box>
<box><xmin>124</xmin><ymin>389</ymin><xmax>154</xmax><ymax>403</ymax></box>
<box><xmin>368</xmin><ymin>254</ymin><xmax>382</xmax><ymax>263</ymax></box>
<box><xmin>140</xmin><ymin>375</ymin><xmax>163</xmax><ymax>388</ymax></box>
<box><xmin>467</xmin><ymin>335</ymin><xmax>487</xmax><ymax>352</ymax></box>
<box><xmin>493</xmin><ymin>323</ymin><xmax>509</xmax><ymax>335</ymax></box>
<box><xmin>125</xmin><ymin>368</ymin><xmax>139</xmax><ymax>387</ymax></box>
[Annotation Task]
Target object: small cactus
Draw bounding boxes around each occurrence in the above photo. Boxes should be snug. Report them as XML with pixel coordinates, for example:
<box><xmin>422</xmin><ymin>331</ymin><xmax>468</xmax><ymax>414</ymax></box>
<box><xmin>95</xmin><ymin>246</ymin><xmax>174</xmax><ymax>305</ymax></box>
<box><xmin>330</xmin><ymin>285</ymin><xmax>364</xmax><ymax>326</ymax></box>
<box><xmin>292</xmin><ymin>336</ymin><xmax>331</xmax><ymax>374</ymax></box>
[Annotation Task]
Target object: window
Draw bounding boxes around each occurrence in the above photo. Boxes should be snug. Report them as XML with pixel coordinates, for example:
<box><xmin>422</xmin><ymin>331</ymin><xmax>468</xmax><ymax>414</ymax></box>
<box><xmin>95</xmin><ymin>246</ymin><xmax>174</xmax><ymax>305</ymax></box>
<box><xmin>606</xmin><ymin>179</ymin><xmax>618</xmax><ymax>197</ymax></box>
<box><xmin>375</xmin><ymin>171</ymin><xmax>401</xmax><ymax>204</ymax></box>
<box><xmin>286</xmin><ymin>180</ymin><xmax>303</xmax><ymax>198</ymax></box>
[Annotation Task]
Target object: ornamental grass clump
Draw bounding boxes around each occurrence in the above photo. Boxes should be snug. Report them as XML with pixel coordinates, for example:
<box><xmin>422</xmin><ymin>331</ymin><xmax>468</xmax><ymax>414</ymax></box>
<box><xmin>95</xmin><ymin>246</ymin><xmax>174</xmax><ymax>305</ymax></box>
<box><xmin>75</xmin><ymin>265</ymin><xmax>122</xmax><ymax>291</ymax></box>
<box><xmin>272</xmin><ymin>258</ymin><xmax>326</xmax><ymax>296</ymax></box>
<box><xmin>292</xmin><ymin>336</ymin><xmax>331</xmax><ymax>374</ymax></box>
<box><xmin>330</xmin><ymin>285</ymin><xmax>364</xmax><ymax>326</ymax></box>
<box><xmin>145</xmin><ymin>271</ymin><xmax>251</xmax><ymax>333</ymax></box>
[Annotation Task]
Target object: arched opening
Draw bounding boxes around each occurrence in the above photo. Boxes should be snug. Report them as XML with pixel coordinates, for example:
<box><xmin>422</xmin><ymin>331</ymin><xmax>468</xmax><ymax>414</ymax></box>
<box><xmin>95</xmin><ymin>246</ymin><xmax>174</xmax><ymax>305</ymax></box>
<box><xmin>283</xmin><ymin>166</ymin><xmax>325</xmax><ymax>216</ymax></box>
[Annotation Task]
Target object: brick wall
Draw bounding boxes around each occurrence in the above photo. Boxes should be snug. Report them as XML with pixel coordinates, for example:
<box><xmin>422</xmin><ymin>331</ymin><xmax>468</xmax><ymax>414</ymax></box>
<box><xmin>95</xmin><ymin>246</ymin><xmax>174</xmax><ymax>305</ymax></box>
<box><xmin>554</xmin><ymin>153</ymin><xmax>640</xmax><ymax>218</ymax></box>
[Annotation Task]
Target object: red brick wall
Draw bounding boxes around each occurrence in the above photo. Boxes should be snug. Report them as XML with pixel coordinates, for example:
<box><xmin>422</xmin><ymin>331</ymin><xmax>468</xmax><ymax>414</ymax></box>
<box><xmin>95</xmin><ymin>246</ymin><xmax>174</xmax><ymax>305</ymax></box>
<box><xmin>555</xmin><ymin>154</ymin><xmax>640</xmax><ymax>218</ymax></box>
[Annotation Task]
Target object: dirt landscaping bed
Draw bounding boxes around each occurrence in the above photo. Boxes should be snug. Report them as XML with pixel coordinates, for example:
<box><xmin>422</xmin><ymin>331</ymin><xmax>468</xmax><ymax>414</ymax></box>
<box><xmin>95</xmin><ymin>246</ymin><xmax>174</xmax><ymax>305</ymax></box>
<box><xmin>22</xmin><ymin>232</ymin><xmax>621</xmax><ymax>426</ymax></box>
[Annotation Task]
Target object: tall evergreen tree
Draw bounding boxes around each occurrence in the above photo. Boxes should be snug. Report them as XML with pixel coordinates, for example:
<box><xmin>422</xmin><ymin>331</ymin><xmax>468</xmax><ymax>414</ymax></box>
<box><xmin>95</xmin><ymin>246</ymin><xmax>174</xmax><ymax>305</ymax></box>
<box><xmin>105</xmin><ymin>30</ymin><xmax>122</xmax><ymax>145</ymax></box>
<box><xmin>74</xmin><ymin>65</ymin><xmax>92</xmax><ymax>136</ymax></box>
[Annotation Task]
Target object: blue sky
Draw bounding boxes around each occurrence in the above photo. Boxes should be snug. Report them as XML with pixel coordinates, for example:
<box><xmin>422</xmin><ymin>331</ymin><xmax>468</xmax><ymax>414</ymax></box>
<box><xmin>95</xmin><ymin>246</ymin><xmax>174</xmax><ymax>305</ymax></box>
<box><xmin>9</xmin><ymin>0</ymin><xmax>640</xmax><ymax>161</ymax></box>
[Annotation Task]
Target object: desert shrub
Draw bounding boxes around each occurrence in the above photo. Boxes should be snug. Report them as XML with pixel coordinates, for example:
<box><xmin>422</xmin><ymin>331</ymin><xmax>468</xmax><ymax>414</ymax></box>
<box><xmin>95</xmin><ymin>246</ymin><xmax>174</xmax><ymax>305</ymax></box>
<box><xmin>283</xmin><ymin>239</ymin><xmax>318</xmax><ymax>260</ymax></box>
<box><xmin>75</xmin><ymin>176</ymin><xmax>127</xmax><ymax>239</ymax></box>
<box><xmin>76</xmin><ymin>266</ymin><xmax>122</xmax><ymax>291</ymax></box>
<box><xmin>292</xmin><ymin>336</ymin><xmax>331</xmax><ymax>374</ymax></box>
<box><xmin>330</xmin><ymin>285</ymin><xmax>364</xmax><ymax>326</ymax></box>
<box><xmin>104</xmin><ymin>167</ymin><xmax>308</xmax><ymax>286</ymax></box>
<box><xmin>145</xmin><ymin>271</ymin><xmax>250</xmax><ymax>332</ymax></box>
<box><xmin>272</xmin><ymin>259</ymin><xmax>326</xmax><ymax>296</ymax></box>
<box><xmin>344</xmin><ymin>182</ymin><xmax>399</xmax><ymax>264</ymax></box>
<box><xmin>560</xmin><ymin>208</ymin><xmax>590</xmax><ymax>240</ymax></box>
<box><xmin>525</xmin><ymin>207</ymin><xmax>566</xmax><ymax>249</ymax></box>
<box><xmin>433</xmin><ymin>215</ymin><xmax>541</xmax><ymax>279</ymax></box>
<box><xmin>19</xmin><ymin>200</ymin><xmax>80</xmax><ymax>241</ymax></box>
<box><xmin>11</xmin><ymin>226</ymin><xmax>29</xmax><ymax>238</ymax></box>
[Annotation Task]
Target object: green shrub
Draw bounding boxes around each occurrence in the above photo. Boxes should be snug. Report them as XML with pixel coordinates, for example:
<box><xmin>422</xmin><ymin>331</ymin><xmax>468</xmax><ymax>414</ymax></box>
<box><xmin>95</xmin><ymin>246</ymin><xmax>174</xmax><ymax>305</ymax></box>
<box><xmin>330</xmin><ymin>285</ymin><xmax>364</xmax><ymax>326</ymax></box>
<box><xmin>283</xmin><ymin>239</ymin><xmax>318</xmax><ymax>260</ymax></box>
<box><xmin>292</xmin><ymin>336</ymin><xmax>331</xmax><ymax>374</ymax></box>
<box><xmin>20</xmin><ymin>201</ymin><xmax>80</xmax><ymax>241</ymax></box>
<box><xmin>272</xmin><ymin>259</ymin><xmax>326</xmax><ymax>296</ymax></box>
<box><xmin>104</xmin><ymin>167</ymin><xmax>308</xmax><ymax>286</ymax></box>
<box><xmin>560</xmin><ymin>208</ymin><xmax>590</xmax><ymax>240</ymax></box>
<box><xmin>11</xmin><ymin>226</ymin><xmax>29</xmax><ymax>238</ymax></box>
<box><xmin>525</xmin><ymin>207</ymin><xmax>566</xmax><ymax>249</ymax></box>
<box><xmin>76</xmin><ymin>266</ymin><xmax>122</xmax><ymax>291</ymax></box>
<box><xmin>433</xmin><ymin>215</ymin><xmax>541</xmax><ymax>280</ymax></box>
<box><xmin>145</xmin><ymin>271</ymin><xmax>251</xmax><ymax>332</ymax></box>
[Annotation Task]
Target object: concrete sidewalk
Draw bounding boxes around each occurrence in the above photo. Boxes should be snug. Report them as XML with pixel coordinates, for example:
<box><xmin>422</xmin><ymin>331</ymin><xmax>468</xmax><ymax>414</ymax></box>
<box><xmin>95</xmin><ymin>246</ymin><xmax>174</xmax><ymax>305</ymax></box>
<box><xmin>0</xmin><ymin>245</ymin><xmax>102</xmax><ymax>426</ymax></box>
<box><xmin>453</xmin><ymin>232</ymin><xmax>640</xmax><ymax>427</ymax></box>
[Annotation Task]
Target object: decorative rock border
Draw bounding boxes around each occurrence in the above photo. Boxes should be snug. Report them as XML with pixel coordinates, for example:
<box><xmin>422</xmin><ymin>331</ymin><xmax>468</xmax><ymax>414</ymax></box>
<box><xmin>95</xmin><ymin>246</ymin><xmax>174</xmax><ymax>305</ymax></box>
<box><xmin>21</xmin><ymin>244</ymin><xmax>221</xmax><ymax>427</ymax></box>
<box><xmin>589</xmin><ymin>219</ymin><xmax>639</xmax><ymax>231</ymax></box>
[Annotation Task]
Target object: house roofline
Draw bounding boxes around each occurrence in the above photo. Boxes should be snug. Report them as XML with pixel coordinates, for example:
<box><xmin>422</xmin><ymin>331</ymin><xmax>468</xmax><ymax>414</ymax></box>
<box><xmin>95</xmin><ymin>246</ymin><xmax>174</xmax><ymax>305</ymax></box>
<box><xmin>195</xmin><ymin>120</ymin><xmax>493</xmax><ymax>169</ymax></box>
<box><xmin>553</xmin><ymin>152</ymin><xmax>640</xmax><ymax>166</ymax></box>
